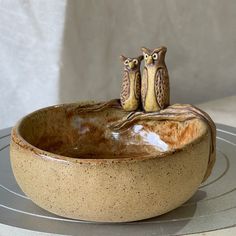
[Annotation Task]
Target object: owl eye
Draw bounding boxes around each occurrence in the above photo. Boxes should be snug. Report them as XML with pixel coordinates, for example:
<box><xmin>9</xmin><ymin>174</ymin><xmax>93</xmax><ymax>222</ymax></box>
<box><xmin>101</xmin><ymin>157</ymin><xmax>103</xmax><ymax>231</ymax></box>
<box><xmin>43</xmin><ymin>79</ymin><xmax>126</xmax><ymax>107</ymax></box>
<box><xmin>144</xmin><ymin>53</ymin><xmax>149</xmax><ymax>59</ymax></box>
<box><xmin>133</xmin><ymin>59</ymin><xmax>138</xmax><ymax>64</ymax></box>
<box><xmin>152</xmin><ymin>53</ymin><xmax>158</xmax><ymax>60</ymax></box>
<box><xmin>124</xmin><ymin>59</ymin><xmax>129</xmax><ymax>65</ymax></box>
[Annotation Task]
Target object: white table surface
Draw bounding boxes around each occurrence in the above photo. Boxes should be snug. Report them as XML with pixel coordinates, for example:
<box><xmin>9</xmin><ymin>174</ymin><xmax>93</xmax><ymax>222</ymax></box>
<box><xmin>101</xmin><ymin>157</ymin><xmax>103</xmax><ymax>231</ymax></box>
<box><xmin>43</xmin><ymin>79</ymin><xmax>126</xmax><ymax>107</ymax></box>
<box><xmin>1</xmin><ymin>96</ymin><xmax>236</xmax><ymax>236</ymax></box>
<box><xmin>198</xmin><ymin>95</ymin><xmax>236</xmax><ymax>127</ymax></box>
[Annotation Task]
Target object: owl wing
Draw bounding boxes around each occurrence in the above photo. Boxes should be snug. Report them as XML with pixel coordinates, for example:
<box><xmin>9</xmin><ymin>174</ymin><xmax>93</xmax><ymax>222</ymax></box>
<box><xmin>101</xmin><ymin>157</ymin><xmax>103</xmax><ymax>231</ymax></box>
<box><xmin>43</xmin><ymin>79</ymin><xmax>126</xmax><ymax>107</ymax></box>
<box><xmin>141</xmin><ymin>67</ymin><xmax>148</xmax><ymax>107</ymax></box>
<box><xmin>134</xmin><ymin>71</ymin><xmax>141</xmax><ymax>100</ymax></box>
<box><xmin>155</xmin><ymin>68</ymin><xmax>170</xmax><ymax>109</ymax></box>
<box><xmin>120</xmin><ymin>71</ymin><xmax>130</xmax><ymax>106</ymax></box>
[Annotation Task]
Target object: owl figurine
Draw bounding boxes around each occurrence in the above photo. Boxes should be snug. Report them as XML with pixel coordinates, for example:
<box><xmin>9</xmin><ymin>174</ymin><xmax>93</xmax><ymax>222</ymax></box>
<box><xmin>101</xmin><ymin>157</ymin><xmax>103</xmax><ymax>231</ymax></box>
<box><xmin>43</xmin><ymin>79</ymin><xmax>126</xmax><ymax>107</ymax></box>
<box><xmin>120</xmin><ymin>55</ymin><xmax>143</xmax><ymax>111</ymax></box>
<box><xmin>141</xmin><ymin>46</ymin><xmax>170</xmax><ymax>112</ymax></box>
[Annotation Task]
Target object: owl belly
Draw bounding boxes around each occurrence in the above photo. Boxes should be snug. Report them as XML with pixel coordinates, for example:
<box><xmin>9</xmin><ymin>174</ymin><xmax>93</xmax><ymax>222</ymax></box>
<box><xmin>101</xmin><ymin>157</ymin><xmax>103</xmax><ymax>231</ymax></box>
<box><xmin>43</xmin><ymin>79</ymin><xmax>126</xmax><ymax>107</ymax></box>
<box><xmin>123</xmin><ymin>97</ymin><xmax>139</xmax><ymax>111</ymax></box>
<box><xmin>145</xmin><ymin>77</ymin><xmax>160</xmax><ymax>112</ymax></box>
<box><xmin>123</xmin><ymin>79</ymin><xmax>139</xmax><ymax>111</ymax></box>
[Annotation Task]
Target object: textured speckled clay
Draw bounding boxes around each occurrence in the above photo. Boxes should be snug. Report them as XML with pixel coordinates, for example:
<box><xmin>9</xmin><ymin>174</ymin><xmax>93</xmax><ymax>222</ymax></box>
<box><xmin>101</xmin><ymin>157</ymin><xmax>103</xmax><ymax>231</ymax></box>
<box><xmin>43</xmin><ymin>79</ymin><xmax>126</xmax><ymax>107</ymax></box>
<box><xmin>10</xmin><ymin>99</ymin><xmax>216</xmax><ymax>222</ymax></box>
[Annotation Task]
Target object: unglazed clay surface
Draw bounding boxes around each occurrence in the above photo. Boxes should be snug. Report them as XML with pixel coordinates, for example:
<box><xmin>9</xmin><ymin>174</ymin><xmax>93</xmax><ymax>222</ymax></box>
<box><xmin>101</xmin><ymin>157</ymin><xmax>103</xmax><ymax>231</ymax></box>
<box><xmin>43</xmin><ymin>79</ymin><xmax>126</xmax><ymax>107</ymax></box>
<box><xmin>10</xmin><ymin>99</ymin><xmax>216</xmax><ymax>222</ymax></box>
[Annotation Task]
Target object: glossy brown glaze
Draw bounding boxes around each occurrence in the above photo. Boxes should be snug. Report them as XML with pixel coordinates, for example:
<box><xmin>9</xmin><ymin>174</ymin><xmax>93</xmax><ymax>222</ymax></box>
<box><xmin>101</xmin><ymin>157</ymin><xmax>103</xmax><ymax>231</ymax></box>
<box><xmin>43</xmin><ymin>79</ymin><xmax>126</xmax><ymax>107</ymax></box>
<box><xmin>13</xmin><ymin>100</ymin><xmax>214</xmax><ymax>164</ymax></box>
<box><xmin>110</xmin><ymin>102</ymin><xmax>216</xmax><ymax>181</ymax></box>
<box><xmin>10</xmin><ymin>99</ymin><xmax>215</xmax><ymax>222</ymax></box>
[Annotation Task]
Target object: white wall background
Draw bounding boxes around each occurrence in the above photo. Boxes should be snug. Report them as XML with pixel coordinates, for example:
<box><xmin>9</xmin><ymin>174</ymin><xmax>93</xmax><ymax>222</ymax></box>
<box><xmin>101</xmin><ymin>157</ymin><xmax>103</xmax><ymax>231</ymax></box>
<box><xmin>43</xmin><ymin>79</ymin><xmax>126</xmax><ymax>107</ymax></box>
<box><xmin>0</xmin><ymin>0</ymin><xmax>236</xmax><ymax>129</ymax></box>
<box><xmin>0</xmin><ymin>0</ymin><xmax>65</xmax><ymax>129</ymax></box>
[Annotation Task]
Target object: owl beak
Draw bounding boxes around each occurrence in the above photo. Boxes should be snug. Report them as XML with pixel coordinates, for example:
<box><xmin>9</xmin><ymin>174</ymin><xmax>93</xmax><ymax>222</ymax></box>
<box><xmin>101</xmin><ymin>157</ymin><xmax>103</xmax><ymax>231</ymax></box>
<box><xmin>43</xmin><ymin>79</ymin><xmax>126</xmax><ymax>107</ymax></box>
<box><xmin>129</xmin><ymin>61</ymin><xmax>135</xmax><ymax>69</ymax></box>
<box><xmin>146</xmin><ymin>56</ymin><xmax>153</xmax><ymax>65</ymax></box>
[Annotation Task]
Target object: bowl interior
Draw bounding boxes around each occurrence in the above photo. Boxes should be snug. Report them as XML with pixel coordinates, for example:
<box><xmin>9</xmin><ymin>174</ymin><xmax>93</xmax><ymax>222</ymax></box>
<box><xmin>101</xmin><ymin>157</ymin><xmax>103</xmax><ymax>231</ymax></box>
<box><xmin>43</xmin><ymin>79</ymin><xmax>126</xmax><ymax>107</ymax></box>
<box><xmin>18</xmin><ymin>104</ymin><xmax>206</xmax><ymax>159</ymax></box>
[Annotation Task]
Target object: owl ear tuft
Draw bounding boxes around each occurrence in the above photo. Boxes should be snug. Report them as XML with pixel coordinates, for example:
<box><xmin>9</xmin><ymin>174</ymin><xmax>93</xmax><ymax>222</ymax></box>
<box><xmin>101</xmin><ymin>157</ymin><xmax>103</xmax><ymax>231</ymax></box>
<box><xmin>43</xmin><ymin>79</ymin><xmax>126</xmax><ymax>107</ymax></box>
<box><xmin>120</xmin><ymin>55</ymin><xmax>127</xmax><ymax>62</ymax></box>
<box><xmin>154</xmin><ymin>46</ymin><xmax>167</xmax><ymax>53</ymax></box>
<box><xmin>160</xmin><ymin>46</ymin><xmax>167</xmax><ymax>52</ymax></box>
<box><xmin>141</xmin><ymin>47</ymin><xmax>150</xmax><ymax>54</ymax></box>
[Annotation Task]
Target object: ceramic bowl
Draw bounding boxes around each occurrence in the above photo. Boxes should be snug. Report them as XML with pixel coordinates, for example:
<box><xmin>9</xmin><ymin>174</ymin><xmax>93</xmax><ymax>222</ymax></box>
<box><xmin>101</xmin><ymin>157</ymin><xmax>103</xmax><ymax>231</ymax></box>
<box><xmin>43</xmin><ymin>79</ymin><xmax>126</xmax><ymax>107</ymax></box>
<box><xmin>10</xmin><ymin>101</ymin><xmax>212</xmax><ymax>222</ymax></box>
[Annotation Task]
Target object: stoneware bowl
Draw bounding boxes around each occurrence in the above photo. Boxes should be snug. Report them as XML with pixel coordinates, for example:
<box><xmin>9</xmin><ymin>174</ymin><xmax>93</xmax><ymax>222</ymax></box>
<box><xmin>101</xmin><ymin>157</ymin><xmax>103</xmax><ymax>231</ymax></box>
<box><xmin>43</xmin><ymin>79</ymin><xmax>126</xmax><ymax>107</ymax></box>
<box><xmin>10</xmin><ymin>100</ymin><xmax>213</xmax><ymax>222</ymax></box>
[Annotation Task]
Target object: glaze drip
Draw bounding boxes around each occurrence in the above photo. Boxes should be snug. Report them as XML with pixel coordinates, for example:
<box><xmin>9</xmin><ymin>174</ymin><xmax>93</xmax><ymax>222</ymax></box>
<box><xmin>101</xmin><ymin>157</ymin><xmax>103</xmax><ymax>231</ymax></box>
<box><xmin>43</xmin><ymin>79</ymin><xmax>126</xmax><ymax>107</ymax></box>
<box><xmin>107</xmin><ymin>101</ymin><xmax>216</xmax><ymax>182</ymax></box>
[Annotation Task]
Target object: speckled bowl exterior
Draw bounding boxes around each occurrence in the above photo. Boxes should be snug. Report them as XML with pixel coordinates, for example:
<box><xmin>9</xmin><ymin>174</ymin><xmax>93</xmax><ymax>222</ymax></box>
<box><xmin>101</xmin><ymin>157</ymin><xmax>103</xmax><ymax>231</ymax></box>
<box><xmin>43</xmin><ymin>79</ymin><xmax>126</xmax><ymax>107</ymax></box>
<box><xmin>10</xmin><ymin>101</ymin><xmax>213</xmax><ymax>222</ymax></box>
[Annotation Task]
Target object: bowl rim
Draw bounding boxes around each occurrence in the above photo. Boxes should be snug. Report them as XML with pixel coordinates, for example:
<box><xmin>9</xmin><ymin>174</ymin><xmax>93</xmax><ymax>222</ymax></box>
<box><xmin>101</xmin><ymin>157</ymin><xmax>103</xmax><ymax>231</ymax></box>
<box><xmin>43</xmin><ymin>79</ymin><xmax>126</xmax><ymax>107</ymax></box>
<box><xmin>11</xmin><ymin>101</ymin><xmax>208</xmax><ymax>164</ymax></box>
